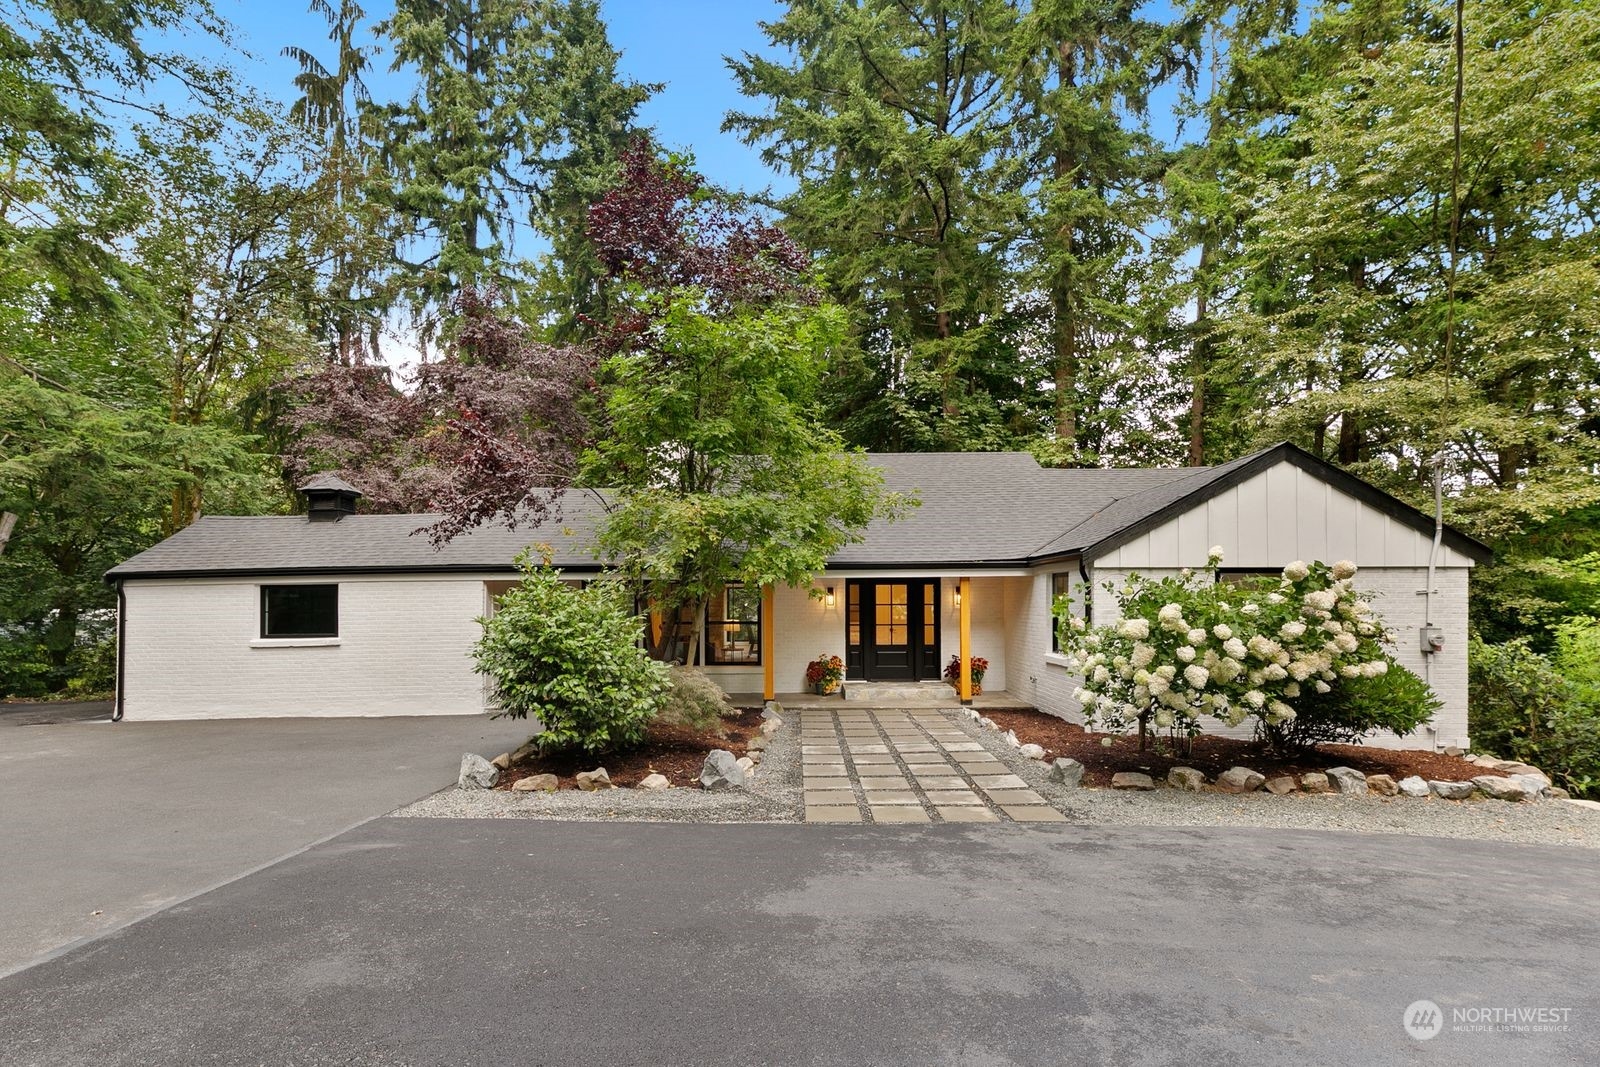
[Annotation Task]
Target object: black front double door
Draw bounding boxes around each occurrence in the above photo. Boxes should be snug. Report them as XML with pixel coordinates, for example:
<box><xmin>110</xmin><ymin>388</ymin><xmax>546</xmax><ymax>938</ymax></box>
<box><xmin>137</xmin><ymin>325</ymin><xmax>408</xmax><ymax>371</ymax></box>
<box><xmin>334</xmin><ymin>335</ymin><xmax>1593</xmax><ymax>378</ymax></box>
<box><xmin>846</xmin><ymin>579</ymin><xmax>941</xmax><ymax>681</ymax></box>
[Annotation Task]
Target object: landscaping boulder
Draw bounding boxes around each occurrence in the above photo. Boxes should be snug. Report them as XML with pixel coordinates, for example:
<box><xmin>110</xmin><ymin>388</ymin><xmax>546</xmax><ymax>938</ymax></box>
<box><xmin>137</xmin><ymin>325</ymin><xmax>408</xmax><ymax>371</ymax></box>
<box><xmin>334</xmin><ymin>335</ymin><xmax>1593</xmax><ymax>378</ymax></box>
<box><xmin>1264</xmin><ymin>775</ymin><xmax>1297</xmax><ymax>796</ymax></box>
<box><xmin>1300</xmin><ymin>772</ymin><xmax>1331</xmax><ymax>793</ymax></box>
<box><xmin>490</xmin><ymin>752</ymin><xmax>512</xmax><ymax>770</ymax></box>
<box><xmin>1473</xmin><ymin>775</ymin><xmax>1528</xmax><ymax>801</ymax></box>
<box><xmin>1510</xmin><ymin>773</ymin><xmax>1550</xmax><ymax>799</ymax></box>
<box><xmin>1397</xmin><ymin>776</ymin><xmax>1430</xmax><ymax>798</ymax></box>
<box><xmin>700</xmin><ymin>749</ymin><xmax>746</xmax><ymax>791</ymax></box>
<box><xmin>511</xmin><ymin>773</ymin><xmax>558</xmax><ymax>792</ymax></box>
<box><xmin>458</xmin><ymin>753</ymin><xmax>499</xmax><ymax>790</ymax></box>
<box><xmin>1216</xmin><ymin>766</ymin><xmax>1266</xmax><ymax>794</ymax></box>
<box><xmin>1167</xmin><ymin>767</ymin><xmax>1206</xmax><ymax>792</ymax></box>
<box><xmin>1493</xmin><ymin>760</ymin><xmax>1542</xmax><ymax>776</ymax></box>
<box><xmin>735</xmin><ymin>755</ymin><xmax>756</xmax><ymax>774</ymax></box>
<box><xmin>1018</xmin><ymin>743</ymin><xmax>1046</xmax><ymax>760</ymax></box>
<box><xmin>1325</xmin><ymin>766</ymin><xmax>1367</xmax><ymax>795</ymax></box>
<box><xmin>760</xmin><ymin>718</ymin><xmax>782</xmax><ymax>738</ymax></box>
<box><xmin>747</xmin><ymin>735</ymin><xmax>768</xmax><ymax>752</ymax></box>
<box><xmin>761</xmin><ymin>700</ymin><xmax>784</xmax><ymax>719</ymax></box>
<box><xmin>1549</xmin><ymin>787</ymin><xmax>1571</xmax><ymax>800</ymax></box>
<box><xmin>1004</xmin><ymin>730</ymin><xmax>1022</xmax><ymax>748</ymax></box>
<box><xmin>1429</xmin><ymin>779</ymin><xmax>1475</xmax><ymax>800</ymax></box>
<box><xmin>1111</xmin><ymin>771</ymin><xmax>1156</xmax><ymax>791</ymax></box>
<box><xmin>637</xmin><ymin>773</ymin><xmax>671</xmax><ymax>791</ymax></box>
<box><xmin>978</xmin><ymin>717</ymin><xmax>997</xmax><ymax>730</ymax></box>
<box><xmin>1367</xmin><ymin>774</ymin><xmax>1399</xmax><ymax>797</ymax></box>
<box><xmin>1048</xmin><ymin>758</ymin><xmax>1085</xmax><ymax>788</ymax></box>
<box><xmin>747</xmin><ymin>750</ymin><xmax>763</xmax><ymax>766</ymax></box>
<box><xmin>510</xmin><ymin>739</ymin><xmax>540</xmax><ymax>764</ymax></box>
<box><xmin>1443</xmin><ymin>745</ymin><xmax>1465</xmax><ymax>757</ymax></box>
<box><xmin>575</xmin><ymin>768</ymin><xmax>613</xmax><ymax>791</ymax></box>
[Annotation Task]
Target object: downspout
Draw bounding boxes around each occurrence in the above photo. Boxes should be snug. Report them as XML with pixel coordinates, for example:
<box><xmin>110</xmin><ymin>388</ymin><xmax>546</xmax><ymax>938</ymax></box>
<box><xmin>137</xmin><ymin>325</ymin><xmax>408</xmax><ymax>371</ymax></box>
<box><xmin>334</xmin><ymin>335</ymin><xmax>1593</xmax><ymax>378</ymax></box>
<box><xmin>1078</xmin><ymin>557</ymin><xmax>1092</xmax><ymax>623</ymax></box>
<box><xmin>112</xmin><ymin>580</ymin><xmax>126</xmax><ymax>722</ymax></box>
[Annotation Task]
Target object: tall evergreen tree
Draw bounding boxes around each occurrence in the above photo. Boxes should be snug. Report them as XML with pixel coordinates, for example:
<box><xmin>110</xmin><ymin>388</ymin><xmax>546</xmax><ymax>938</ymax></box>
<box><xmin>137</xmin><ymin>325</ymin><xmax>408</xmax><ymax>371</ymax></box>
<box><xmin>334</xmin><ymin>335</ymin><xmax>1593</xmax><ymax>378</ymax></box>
<box><xmin>727</xmin><ymin>0</ymin><xmax>1034</xmax><ymax>450</ymax></box>
<box><xmin>283</xmin><ymin>0</ymin><xmax>390</xmax><ymax>364</ymax></box>
<box><xmin>371</xmin><ymin>0</ymin><xmax>653</xmax><ymax>341</ymax></box>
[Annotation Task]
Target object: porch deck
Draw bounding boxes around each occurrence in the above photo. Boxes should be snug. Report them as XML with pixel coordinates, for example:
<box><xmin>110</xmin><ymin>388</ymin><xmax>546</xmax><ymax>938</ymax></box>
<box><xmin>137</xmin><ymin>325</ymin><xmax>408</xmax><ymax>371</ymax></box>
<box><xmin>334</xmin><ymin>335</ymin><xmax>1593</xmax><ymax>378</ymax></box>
<box><xmin>729</xmin><ymin>689</ymin><xmax>1037</xmax><ymax>712</ymax></box>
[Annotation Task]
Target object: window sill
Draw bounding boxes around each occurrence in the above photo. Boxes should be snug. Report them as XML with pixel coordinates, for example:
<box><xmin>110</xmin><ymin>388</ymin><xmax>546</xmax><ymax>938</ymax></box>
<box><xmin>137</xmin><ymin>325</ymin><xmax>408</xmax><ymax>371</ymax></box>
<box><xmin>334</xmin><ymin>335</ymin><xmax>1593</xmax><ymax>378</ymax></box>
<box><xmin>1043</xmin><ymin>652</ymin><xmax>1074</xmax><ymax>669</ymax></box>
<box><xmin>250</xmin><ymin>637</ymin><xmax>341</xmax><ymax>648</ymax></box>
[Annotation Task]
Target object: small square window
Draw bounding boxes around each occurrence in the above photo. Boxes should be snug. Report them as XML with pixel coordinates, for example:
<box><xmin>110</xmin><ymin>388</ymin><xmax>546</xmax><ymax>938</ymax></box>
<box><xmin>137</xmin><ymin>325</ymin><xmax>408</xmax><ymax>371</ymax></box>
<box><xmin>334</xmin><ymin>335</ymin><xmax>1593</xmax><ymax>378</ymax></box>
<box><xmin>261</xmin><ymin>584</ymin><xmax>339</xmax><ymax>638</ymax></box>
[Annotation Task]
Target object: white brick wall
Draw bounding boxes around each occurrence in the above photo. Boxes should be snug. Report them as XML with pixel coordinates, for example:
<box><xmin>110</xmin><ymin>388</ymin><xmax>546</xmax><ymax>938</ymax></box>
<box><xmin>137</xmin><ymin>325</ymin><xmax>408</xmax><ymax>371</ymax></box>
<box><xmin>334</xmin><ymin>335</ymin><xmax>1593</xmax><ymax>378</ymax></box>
<box><xmin>122</xmin><ymin>575</ymin><xmax>493</xmax><ymax>719</ymax></box>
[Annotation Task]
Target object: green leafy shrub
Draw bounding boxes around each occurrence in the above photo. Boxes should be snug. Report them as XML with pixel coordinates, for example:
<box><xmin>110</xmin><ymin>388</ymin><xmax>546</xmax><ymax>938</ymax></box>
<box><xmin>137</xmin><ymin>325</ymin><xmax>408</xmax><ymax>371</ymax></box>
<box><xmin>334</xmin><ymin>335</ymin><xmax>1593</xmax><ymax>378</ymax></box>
<box><xmin>654</xmin><ymin>667</ymin><xmax>739</xmax><ymax>734</ymax></box>
<box><xmin>474</xmin><ymin>554</ymin><xmax>670</xmax><ymax>755</ymax></box>
<box><xmin>1260</xmin><ymin>661</ymin><xmax>1439</xmax><ymax>750</ymax></box>
<box><xmin>1470</xmin><ymin>635</ymin><xmax>1600</xmax><ymax>798</ymax></box>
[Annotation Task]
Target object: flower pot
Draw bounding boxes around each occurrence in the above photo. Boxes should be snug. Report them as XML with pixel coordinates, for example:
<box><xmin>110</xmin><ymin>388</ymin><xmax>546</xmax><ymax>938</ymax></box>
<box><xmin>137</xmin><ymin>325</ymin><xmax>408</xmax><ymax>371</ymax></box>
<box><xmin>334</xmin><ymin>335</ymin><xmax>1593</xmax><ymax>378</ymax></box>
<box><xmin>814</xmin><ymin>680</ymin><xmax>840</xmax><ymax>696</ymax></box>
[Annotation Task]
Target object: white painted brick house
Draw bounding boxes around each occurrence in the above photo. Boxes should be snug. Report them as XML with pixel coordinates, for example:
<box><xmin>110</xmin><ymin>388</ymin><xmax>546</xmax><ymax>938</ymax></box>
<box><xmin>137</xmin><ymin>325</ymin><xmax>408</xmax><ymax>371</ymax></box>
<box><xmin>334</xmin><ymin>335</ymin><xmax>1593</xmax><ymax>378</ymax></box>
<box><xmin>106</xmin><ymin>445</ymin><xmax>1489</xmax><ymax>749</ymax></box>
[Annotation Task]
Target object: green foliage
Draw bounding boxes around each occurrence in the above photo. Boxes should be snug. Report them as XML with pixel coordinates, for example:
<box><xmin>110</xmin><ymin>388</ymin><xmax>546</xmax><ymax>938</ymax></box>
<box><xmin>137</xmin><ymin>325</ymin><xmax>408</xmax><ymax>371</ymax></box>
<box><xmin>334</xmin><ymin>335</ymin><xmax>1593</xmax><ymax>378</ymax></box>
<box><xmin>654</xmin><ymin>667</ymin><xmax>738</xmax><ymax>735</ymax></box>
<box><xmin>1469</xmin><ymin>635</ymin><xmax>1600</xmax><ymax>798</ymax></box>
<box><xmin>587</xmin><ymin>294</ymin><xmax>913</xmax><ymax>665</ymax></box>
<box><xmin>1553</xmin><ymin>617</ymin><xmax>1600</xmax><ymax>704</ymax></box>
<box><xmin>370</xmin><ymin>0</ymin><xmax>654</xmax><ymax>335</ymax></box>
<box><xmin>474</xmin><ymin>555</ymin><xmax>670</xmax><ymax>755</ymax></box>
<box><xmin>1262</xmin><ymin>662</ymin><xmax>1439</xmax><ymax>751</ymax></box>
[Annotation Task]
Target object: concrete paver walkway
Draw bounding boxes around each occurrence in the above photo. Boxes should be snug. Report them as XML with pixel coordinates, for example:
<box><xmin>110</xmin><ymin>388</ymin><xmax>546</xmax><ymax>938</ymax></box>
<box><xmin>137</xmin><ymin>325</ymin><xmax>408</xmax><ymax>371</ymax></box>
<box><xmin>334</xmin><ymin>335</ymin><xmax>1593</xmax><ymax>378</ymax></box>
<box><xmin>800</xmin><ymin>707</ymin><xmax>1066</xmax><ymax>824</ymax></box>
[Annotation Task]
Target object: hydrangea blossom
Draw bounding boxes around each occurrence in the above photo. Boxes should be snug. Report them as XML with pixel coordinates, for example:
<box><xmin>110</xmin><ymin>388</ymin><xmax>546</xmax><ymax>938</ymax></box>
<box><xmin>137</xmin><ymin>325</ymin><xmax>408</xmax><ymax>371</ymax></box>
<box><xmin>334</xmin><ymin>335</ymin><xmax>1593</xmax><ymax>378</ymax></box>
<box><xmin>1053</xmin><ymin>549</ymin><xmax>1404</xmax><ymax>743</ymax></box>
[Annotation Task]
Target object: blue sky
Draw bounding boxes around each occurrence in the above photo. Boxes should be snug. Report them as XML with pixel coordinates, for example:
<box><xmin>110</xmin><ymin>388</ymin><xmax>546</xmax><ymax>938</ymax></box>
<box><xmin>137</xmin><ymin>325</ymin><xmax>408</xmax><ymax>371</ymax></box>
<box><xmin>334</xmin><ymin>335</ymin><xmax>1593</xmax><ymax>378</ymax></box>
<box><xmin>219</xmin><ymin>0</ymin><xmax>797</xmax><ymax>197</ymax></box>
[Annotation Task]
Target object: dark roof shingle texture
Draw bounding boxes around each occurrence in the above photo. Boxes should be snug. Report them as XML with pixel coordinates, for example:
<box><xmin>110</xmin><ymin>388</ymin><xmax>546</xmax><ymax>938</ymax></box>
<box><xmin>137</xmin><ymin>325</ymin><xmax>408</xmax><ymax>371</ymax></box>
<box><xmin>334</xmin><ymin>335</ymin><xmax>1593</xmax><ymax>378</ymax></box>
<box><xmin>115</xmin><ymin>444</ymin><xmax>1472</xmax><ymax>578</ymax></box>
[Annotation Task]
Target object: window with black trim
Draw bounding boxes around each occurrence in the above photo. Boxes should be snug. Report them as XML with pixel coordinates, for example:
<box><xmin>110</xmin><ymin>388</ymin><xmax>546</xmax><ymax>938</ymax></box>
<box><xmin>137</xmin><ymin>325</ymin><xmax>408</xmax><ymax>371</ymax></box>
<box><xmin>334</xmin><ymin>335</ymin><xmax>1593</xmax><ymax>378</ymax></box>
<box><xmin>1050</xmin><ymin>573</ymin><xmax>1073</xmax><ymax>651</ymax></box>
<box><xmin>261</xmin><ymin>584</ymin><xmax>339</xmax><ymax>638</ymax></box>
<box><xmin>704</xmin><ymin>584</ymin><xmax>762</xmax><ymax>665</ymax></box>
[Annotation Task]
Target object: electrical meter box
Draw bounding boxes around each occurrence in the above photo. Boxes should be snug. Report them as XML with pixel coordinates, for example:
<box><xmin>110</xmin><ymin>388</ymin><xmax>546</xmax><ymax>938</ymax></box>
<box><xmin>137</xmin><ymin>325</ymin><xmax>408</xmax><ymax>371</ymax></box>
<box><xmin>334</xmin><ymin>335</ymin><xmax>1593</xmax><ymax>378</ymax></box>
<box><xmin>1420</xmin><ymin>626</ymin><xmax>1445</xmax><ymax>654</ymax></box>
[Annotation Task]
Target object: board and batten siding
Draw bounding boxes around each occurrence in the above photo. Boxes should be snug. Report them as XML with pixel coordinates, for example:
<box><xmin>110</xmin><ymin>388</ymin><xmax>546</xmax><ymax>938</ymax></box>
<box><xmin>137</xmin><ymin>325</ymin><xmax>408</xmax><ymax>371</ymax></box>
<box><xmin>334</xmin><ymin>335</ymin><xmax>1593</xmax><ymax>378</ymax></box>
<box><xmin>1092</xmin><ymin>462</ymin><xmax>1477</xmax><ymax>571</ymax></box>
<box><xmin>121</xmin><ymin>574</ymin><xmax>495</xmax><ymax>720</ymax></box>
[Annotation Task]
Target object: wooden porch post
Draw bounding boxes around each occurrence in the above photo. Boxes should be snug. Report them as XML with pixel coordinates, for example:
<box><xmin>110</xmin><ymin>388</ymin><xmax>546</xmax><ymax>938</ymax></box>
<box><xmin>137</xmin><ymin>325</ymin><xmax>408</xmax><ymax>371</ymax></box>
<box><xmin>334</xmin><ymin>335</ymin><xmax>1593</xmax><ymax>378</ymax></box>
<box><xmin>762</xmin><ymin>583</ymin><xmax>775</xmax><ymax>701</ymax></box>
<box><xmin>959</xmin><ymin>576</ymin><xmax>972</xmax><ymax>705</ymax></box>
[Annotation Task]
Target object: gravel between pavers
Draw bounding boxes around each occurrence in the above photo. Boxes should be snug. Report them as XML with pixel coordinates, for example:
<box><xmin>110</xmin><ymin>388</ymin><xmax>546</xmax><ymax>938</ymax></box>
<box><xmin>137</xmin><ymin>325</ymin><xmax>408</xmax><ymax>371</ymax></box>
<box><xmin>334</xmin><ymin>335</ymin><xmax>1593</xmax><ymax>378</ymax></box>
<box><xmin>393</xmin><ymin>712</ymin><xmax>804</xmax><ymax>823</ymax></box>
<box><xmin>394</xmin><ymin>708</ymin><xmax>1600</xmax><ymax>847</ymax></box>
<box><xmin>964</xmin><ymin>709</ymin><xmax>1600</xmax><ymax>850</ymax></box>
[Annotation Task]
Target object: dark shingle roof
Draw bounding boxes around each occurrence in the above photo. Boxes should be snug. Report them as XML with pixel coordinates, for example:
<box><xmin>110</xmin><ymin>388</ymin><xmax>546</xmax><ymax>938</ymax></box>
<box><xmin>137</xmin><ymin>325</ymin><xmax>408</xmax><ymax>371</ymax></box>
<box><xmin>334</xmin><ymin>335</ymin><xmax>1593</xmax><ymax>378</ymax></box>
<box><xmin>298</xmin><ymin>473</ymin><xmax>364</xmax><ymax>495</ymax></box>
<box><xmin>105</xmin><ymin>444</ymin><xmax>1491</xmax><ymax>581</ymax></box>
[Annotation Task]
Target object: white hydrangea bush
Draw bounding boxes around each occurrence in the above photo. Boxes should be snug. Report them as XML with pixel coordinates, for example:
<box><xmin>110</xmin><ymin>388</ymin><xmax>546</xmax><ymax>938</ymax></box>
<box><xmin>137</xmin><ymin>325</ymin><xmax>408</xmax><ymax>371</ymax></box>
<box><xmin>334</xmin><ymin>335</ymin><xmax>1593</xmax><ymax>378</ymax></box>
<box><xmin>1053</xmin><ymin>548</ymin><xmax>1396</xmax><ymax>740</ymax></box>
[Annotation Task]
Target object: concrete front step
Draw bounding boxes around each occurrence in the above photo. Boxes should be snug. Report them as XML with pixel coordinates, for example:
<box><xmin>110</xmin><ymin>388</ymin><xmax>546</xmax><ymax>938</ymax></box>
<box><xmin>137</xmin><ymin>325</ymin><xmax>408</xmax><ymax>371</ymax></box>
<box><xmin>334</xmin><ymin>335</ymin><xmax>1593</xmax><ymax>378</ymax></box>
<box><xmin>842</xmin><ymin>681</ymin><xmax>958</xmax><ymax>703</ymax></box>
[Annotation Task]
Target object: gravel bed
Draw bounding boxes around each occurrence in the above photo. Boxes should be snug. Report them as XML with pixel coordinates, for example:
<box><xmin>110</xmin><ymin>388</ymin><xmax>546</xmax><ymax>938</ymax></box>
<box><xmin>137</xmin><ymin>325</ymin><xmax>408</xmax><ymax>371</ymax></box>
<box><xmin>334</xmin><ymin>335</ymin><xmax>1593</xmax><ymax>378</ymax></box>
<box><xmin>393</xmin><ymin>712</ymin><xmax>803</xmax><ymax>823</ymax></box>
<box><xmin>395</xmin><ymin>707</ymin><xmax>1600</xmax><ymax>847</ymax></box>
<box><xmin>964</xmin><ymin>710</ymin><xmax>1600</xmax><ymax>849</ymax></box>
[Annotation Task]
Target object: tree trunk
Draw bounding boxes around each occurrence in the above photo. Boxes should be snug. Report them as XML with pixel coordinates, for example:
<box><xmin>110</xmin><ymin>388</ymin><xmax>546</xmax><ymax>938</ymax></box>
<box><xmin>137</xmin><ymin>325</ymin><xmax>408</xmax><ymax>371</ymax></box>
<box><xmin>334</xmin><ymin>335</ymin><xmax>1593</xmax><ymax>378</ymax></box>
<box><xmin>0</xmin><ymin>511</ymin><xmax>17</xmax><ymax>556</ymax></box>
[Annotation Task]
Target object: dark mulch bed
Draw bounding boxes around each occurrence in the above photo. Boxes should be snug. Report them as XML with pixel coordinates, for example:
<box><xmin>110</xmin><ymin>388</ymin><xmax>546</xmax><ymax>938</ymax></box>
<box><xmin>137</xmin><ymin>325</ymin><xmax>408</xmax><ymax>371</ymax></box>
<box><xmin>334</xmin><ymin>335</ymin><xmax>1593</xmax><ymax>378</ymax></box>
<box><xmin>986</xmin><ymin>709</ymin><xmax>1484</xmax><ymax>789</ymax></box>
<box><xmin>496</xmin><ymin>708</ymin><xmax>765</xmax><ymax>791</ymax></box>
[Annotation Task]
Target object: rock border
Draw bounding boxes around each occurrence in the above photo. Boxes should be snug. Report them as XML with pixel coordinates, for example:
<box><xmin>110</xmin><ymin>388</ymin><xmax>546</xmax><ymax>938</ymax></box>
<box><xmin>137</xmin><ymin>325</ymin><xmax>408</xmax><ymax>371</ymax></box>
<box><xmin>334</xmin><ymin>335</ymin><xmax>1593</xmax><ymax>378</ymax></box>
<box><xmin>460</xmin><ymin>702</ymin><xmax>789</xmax><ymax>798</ymax></box>
<box><xmin>956</xmin><ymin>707</ymin><xmax>1582</xmax><ymax>807</ymax></box>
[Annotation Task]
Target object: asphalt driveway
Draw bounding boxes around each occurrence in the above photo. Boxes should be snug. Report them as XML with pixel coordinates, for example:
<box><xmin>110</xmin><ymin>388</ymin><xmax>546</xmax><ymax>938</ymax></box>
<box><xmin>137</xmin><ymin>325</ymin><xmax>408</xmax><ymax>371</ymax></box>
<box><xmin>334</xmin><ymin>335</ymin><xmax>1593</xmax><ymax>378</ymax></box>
<box><xmin>0</xmin><ymin>714</ymin><xmax>532</xmax><ymax>975</ymax></box>
<box><xmin>2</xmin><ymin>820</ymin><xmax>1595</xmax><ymax>1065</ymax></box>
